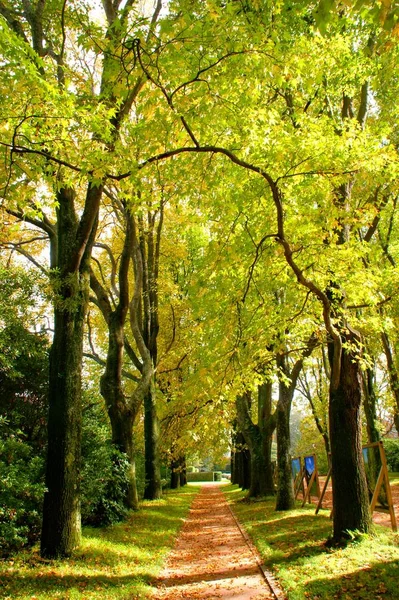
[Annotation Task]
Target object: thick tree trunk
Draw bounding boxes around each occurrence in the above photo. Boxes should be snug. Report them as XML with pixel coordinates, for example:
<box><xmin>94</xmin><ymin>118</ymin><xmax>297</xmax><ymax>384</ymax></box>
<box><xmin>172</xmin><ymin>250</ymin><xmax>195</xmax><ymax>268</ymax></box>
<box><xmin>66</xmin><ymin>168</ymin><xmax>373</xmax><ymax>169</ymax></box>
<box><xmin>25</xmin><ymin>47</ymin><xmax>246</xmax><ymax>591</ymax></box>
<box><xmin>329</xmin><ymin>335</ymin><xmax>372</xmax><ymax>541</ymax></box>
<box><xmin>41</xmin><ymin>297</ymin><xmax>84</xmax><ymax>557</ymax></box>
<box><xmin>170</xmin><ymin>457</ymin><xmax>181</xmax><ymax>489</ymax></box>
<box><xmin>143</xmin><ymin>382</ymin><xmax>162</xmax><ymax>499</ymax></box>
<box><xmin>240</xmin><ymin>445</ymin><xmax>251</xmax><ymax>490</ymax></box>
<box><xmin>41</xmin><ymin>185</ymin><xmax>101</xmax><ymax>557</ymax></box>
<box><xmin>275</xmin><ymin>385</ymin><xmax>295</xmax><ymax>511</ymax></box>
<box><xmin>99</xmin><ymin>310</ymin><xmax>140</xmax><ymax>510</ymax></box>
<box><xmin>107</xmin><ymin>401</ymin><xmax>139</xmax><ymax>509</ymax></box>
<box><xmin>179</xmin><ymin>457</ymin><xmax>187</xmax><ymax>487</ymax></box>
<box><xmin>248</xmin><ymin>433</ymin><xmax>273</xmax><ymax>497</ymax></box>
<box><xmin>232</xmin><ymin>430</ymin><xmax>251</xmax><ymax>490</ymax></box>
<box><xmin>236</xmin><ymin>385</ymin><xmax>276</xmax><ymax>498</ymax></box>
<box><xmin>259</xmin><ymin>382</ymin><xmax>277</xmax><ymax>495</ymax></box>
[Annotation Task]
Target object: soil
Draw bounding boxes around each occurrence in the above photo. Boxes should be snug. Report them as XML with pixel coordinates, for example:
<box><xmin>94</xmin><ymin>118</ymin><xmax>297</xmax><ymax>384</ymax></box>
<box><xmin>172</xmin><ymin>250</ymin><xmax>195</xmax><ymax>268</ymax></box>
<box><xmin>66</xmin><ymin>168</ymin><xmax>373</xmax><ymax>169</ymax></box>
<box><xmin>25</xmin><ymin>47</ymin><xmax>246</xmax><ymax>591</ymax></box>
<box><xmin>152</xmin><ymin>484</ymin><xmax>277</xmax><ymax>600</ymax></box>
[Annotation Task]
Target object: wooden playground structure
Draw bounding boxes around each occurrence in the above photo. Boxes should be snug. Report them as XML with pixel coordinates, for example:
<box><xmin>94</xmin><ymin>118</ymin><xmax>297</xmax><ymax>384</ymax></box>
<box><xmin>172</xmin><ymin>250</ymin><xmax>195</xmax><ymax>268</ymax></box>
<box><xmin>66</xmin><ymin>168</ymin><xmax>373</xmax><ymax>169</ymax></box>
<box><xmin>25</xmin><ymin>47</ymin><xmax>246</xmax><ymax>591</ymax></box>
<box><xmin>292</xmin><ymin>441</ymin><xmax>398</xmax><ymax>532</ymax></box>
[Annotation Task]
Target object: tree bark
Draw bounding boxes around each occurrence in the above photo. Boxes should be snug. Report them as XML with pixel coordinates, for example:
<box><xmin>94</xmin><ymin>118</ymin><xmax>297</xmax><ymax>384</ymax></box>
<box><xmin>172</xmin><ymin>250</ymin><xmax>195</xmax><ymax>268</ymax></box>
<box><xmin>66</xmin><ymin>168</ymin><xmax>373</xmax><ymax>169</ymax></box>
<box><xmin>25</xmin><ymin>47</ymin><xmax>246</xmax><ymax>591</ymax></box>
<box><xmin>91</xmin><ymin>209</ymin><xmax>144</xmax><ymax>511</ymax></box>
<box><xmin>381</xmin><ymin>331</ymin><xmax>399</xmax><ymax>434</ymax></box>
<box><xmin>328</xmin><ymin>331</ymin><xmax>372</xmax><ymax>540</ymax></box>
<box><xmin>170</xmin><ymin>456</ymin><xmax>181</xmax><ymax>489</ymax></box>
<box><xmin>41</xmin><ymin>185</ymin><xmax>102</xmax><ymax>557</ymax></box>
<box><xmin>170</xmin><ymin>456</ymin><xmax>187</xmax><ymax>490</ymax></box>
<box><xmin>235</xmin><ymin>384</ymin><xmax>276</xmax><ymax>498</ymax></box>
<box><xmin>179</xmin><ymin>457</ymin><xmax>187</xmax><ymax>487</ymax></box>
<box><xmin>275</xmin><ymin>374</ymin><xmax>295</xmax><ymax>511</ymax></box>
<box><xmin>275</xmin><ymin>338</ymin><xmax>316</xmax><ymax>511</ymax></box>
<box><xmin>101</xmin><ymin>357</ymin><xmax>139</xmax><ymax>509</ymax></box>
<box><xmin>362</xmin><ymin>361</ymin><xmax>380</xmax><ymax>444</ymax></box>
<box><xmin>143</xmin><ymin>381</ymin><xmax>162</xmax><ymax>499</ymax></box>
<box><xmin>232</xmin><ymin>430</ymin><xmax>251</xmax><ymax>490</ymax></box>
<box><xmin>139</xmin><ymin>209</ymin><xmax>163</xmax><ymax>500</ymax></box>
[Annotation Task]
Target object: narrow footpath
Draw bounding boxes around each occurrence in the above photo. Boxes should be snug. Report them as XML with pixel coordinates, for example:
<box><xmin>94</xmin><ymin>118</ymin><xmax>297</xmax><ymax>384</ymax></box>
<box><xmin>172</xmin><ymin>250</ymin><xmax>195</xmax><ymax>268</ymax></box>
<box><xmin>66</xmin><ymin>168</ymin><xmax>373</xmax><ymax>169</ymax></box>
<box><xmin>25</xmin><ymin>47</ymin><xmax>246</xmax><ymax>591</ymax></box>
<box><xmin>152</xmin><ymin>484</ymin><xmax>281</xmax><ymax>600</ymax></box>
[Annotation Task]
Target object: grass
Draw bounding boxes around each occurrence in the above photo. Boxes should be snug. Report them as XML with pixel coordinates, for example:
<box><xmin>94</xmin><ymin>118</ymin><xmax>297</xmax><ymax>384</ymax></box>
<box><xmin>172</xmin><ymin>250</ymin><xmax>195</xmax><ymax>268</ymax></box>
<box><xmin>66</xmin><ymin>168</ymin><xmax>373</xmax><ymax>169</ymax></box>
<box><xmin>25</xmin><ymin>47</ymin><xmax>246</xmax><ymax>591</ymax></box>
<box><xmin>224</xmin><ymin>484</ymin><xmax>399</xmax><ymax>600</ymax></box>
<box><xmin>389</xmin><ymin>472</ymin><xmax>399</xmax><ymax>486</ymax></box>
<box><xmin>0</xmin><ymin>485</ymin><xmax>199</xmax><ymax>600</ymax></box>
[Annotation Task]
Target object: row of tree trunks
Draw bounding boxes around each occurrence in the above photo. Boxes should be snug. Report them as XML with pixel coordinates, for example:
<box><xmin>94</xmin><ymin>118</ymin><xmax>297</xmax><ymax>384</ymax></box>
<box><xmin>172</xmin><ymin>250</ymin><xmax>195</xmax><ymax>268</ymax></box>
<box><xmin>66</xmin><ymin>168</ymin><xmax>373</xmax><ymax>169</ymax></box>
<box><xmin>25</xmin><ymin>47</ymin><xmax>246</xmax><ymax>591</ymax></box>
<box><xmin>235</xmin><ymin>384</ymin><xmax>276</xmax><ymax>498</ymax></box>
<box><xmin>231</xmin><ymin>429</ymin><xmax>251</xmax><ymax>490</ymax></box>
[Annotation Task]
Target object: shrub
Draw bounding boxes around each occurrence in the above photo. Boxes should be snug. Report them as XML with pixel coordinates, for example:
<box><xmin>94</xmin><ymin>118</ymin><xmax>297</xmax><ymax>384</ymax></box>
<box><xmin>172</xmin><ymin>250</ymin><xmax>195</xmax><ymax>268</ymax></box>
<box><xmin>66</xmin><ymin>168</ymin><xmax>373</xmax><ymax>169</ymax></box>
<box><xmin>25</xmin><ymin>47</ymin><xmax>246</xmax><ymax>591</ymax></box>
<box><xmin>81</xmin><ymin>400</ymin><xmax>131</xmax><ymax>526</ymax></box>
<box><xmin>81</xmin><ymin>446</ymin><xmax>130</xmax><ymax>526</ymax></box>
<box><xmin>0</xmin><ymin>421</ymin><xmax>45</xmax><ymax>557</ymax></box>
<box><xmin>383</xmin><ymin>439</ymin><xmax>399</xmax><ymax>472</ymax></box>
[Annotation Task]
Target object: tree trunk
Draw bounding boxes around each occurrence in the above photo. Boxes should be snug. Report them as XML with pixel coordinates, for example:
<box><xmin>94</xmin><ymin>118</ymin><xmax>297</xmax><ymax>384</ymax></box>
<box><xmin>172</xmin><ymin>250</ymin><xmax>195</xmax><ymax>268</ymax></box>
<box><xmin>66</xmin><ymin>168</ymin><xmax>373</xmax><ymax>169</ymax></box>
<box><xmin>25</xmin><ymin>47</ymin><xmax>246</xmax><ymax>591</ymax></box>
<box><xmin>99</xmin><ymin>308</ymin><xmax>140</xmax><ymax>509</ymax></box>
<box><xmin>41</xmin><ymin>295</ymin><xmax>84</xmax><ymax>557</ymax></box>
<box><xmin>381</xmin><ymin>331</ymin><xmax>399</xmax><ymax>434</ymax></box>
<box><xmin>258</xmin><ymin>382</ymin><xmax>277</xmax><ymax>495</ymax></box>
<box><xmin>232</xmin><ymin>430</ymin><xmax>251</xmax><ymax>490</ymax></box>
<box><xmin>275</xmin><ymin>383</ymin><xmax>295</xmax><ymax>511</ymax></box>
<box><xmin>362</xmin><ymin>363</ymin><xmax>380</xmax><ymax>444</ymax></box>
<box><xmin>240</xmin><ymin>444</ymin><xmax>251</xmax><ymax>490</ymax></box>
<box><xmin>107</xmin><ymin>401</ymin><xmax>139</xmax><ymax>510</ymax></box>
<box><xmin>179</xmin><ymin>456</ymin><xmax>187</xmax><ymax>487</ymax></box>
<box><xmin>236</xmin><ymin>385</ymin><xmax>276</xmax><ymax>498</ymax></box>
<box><xmin>143</xmin><ymin>382</ymin><xmax>162</xmax><ymax>499</ymax></box>
<box><xmin>170</xmin><ymin>457</ymin><xmax>181</xmax><ymax>489</ymax></box>
<box><xmin>41</xmin><ymin>185</ymin><xmax>102</xmax><ymax>557</ymax></box>
<box><xmin>329</xmin><ymin>334</ymin><xmax>372</xmax><ymax>541</ymax></box>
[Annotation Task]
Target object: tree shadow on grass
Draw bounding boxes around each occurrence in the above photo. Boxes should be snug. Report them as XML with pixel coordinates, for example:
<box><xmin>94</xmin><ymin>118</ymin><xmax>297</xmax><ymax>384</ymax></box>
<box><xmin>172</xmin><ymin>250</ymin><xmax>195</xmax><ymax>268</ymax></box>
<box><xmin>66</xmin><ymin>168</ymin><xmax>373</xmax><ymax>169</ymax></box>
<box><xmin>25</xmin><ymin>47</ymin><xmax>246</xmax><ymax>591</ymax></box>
<box><xmin>248</xmin><ymin>512</ymin><xmax>332</xmax><ymax>565</ymax></box>
<box><xmin>303</xmin><ymin>559</ymin><xmax>399</xmax><ymax>600</ymax></box>
<box><xmin>0</xmin><ymin>570</ymin><xmax>153</xmax><ymax>598</ymax></box>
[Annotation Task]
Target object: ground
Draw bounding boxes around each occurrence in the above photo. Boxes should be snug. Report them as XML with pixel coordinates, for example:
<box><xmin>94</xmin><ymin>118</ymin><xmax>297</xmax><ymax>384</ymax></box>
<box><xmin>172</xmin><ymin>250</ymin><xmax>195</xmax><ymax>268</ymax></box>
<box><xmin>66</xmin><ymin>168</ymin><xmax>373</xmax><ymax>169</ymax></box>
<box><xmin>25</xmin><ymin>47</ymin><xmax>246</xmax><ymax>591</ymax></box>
<box><xmin>152</xmin><ymin>484</ymin><xmax>280</xmax><ymax>600</ymax></box>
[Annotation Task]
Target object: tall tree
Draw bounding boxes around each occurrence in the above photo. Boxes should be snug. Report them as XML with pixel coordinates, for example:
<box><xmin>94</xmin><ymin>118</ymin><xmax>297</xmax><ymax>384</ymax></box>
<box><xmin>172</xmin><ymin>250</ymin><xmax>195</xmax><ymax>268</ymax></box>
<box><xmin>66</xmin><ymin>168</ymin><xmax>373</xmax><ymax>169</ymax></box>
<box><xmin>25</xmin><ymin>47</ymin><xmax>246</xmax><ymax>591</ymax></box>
<box><xmin>0</xmin><ymin>0</ymin><xmax>163</xmax><ymax>556</ymax></box>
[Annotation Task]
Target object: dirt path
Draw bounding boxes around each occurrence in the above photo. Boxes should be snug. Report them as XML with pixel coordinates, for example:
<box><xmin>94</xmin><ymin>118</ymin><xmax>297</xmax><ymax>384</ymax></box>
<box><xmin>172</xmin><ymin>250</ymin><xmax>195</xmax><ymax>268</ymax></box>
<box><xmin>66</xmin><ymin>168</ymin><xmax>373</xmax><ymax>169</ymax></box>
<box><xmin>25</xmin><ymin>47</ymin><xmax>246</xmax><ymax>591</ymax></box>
<box><xmin>152</xmin><ymin>484</ymin><xmax>279</xmax><ymax>600</ymax></box>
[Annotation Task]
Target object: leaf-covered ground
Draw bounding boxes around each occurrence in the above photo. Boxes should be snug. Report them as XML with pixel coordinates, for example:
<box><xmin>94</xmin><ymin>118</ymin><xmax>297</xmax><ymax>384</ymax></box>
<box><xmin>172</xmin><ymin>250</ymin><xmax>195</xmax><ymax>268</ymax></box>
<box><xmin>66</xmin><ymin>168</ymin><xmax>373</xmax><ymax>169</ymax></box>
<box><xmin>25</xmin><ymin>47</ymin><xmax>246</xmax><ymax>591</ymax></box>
<box><xmin>153</xmin><ymin>483</ymin><xmax>276</xmax><ymax>599</ymax></box>
<box><xmin>225</xmin><ymin>482</ymin><xmax>399</xmax><ymax>600</ymax></box>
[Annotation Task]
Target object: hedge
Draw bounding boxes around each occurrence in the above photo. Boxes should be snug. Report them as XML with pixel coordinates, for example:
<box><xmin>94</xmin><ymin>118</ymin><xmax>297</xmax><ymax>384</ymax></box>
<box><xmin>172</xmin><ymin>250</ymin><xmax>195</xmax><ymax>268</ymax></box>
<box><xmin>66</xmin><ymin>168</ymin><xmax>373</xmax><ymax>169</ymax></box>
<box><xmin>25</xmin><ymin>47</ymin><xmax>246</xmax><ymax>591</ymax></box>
<box><xmin>186</xmin><ymin>472</ymin><xmax>215</xmax><ymax>482</ymax></box>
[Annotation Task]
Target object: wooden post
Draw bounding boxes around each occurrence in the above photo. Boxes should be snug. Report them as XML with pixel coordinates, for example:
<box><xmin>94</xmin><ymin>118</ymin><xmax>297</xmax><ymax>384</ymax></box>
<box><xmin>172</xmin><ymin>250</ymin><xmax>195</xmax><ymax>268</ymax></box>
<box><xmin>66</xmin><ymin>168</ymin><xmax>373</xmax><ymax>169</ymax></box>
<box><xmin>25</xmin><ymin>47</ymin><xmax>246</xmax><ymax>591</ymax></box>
<box><xmin>368</xmin><ymin>441</ymin><xmax>397</xmax><ymax>532</ymax></box>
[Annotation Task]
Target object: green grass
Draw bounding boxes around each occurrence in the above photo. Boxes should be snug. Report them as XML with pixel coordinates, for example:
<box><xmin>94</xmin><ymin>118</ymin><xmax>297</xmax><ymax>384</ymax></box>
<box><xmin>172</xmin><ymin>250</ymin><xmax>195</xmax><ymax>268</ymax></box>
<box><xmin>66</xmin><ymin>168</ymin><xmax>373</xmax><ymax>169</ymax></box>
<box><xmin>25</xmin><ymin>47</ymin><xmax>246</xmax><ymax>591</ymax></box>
<box><xmin>389</xmin><ymin>472</ymin><xmax>399</xmax><ymax>486</ymax></box>
<box><xmin>0</xmin><ymin>486</ymin><xmax>199</xmax><ymax>600</ymax></box>
<box><xmin>224</xmin><ymin>485</ymin><xmax>399</xmax><ymax>600</ymax></box>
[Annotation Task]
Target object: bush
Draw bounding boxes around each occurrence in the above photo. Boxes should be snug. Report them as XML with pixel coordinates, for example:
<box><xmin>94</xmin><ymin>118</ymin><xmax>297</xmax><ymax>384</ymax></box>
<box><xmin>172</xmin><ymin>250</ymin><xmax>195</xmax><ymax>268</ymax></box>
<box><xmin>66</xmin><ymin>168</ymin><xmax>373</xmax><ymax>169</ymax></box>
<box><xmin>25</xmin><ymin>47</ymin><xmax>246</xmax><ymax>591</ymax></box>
<box><xmin>81</xmin><ymin>446</ymin><xmax>130</xmax><ymax>526</ymax></box>
<box><xmin>0</xmin><ymin>421</ymin><xmax>45</xmax><ymax>557</ymax></box>
<box><xmin>81</xmin><ymin>400</ymin><xmax>131</xmax><ymax>526</ymax></box>
<box><xmin>383</xmin><ymin>439</ymin><xmax>399</xmax><ymax>472</ymax></box>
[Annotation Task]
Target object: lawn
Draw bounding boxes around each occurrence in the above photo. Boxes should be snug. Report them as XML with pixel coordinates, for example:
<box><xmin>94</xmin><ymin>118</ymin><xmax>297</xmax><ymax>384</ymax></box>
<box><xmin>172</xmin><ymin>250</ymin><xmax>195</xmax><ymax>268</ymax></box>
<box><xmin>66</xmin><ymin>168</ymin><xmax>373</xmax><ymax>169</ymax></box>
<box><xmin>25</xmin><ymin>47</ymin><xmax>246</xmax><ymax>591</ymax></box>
<box><xmin>224</xmin><ymin>484</ymin><xmax>399</xmax><ymax>600</ymax></box>
<box><xmin>0</xmin><ymin>486</ymin><xmax>199</xmax><ymax>600</ymax></box>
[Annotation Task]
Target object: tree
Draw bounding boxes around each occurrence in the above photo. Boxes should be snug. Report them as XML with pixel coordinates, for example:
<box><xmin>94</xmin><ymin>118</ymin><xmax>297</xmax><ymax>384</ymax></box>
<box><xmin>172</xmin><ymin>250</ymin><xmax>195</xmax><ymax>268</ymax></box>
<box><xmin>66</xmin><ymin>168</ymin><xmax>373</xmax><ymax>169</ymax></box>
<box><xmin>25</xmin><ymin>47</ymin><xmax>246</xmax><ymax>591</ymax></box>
<box><xmin>0</xmin><ymin>0</ymin><xmax>163</xmax><ymax>556</ymax></box>
<box><xmin>235</xmin><ymin>383</ymin><xmax>276</xmax><ymax>497</ymax></box>
<box><xmin>88</xmin><ymin>201</ymin><xmax>154</xmax><ymax>510</ymax></box>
